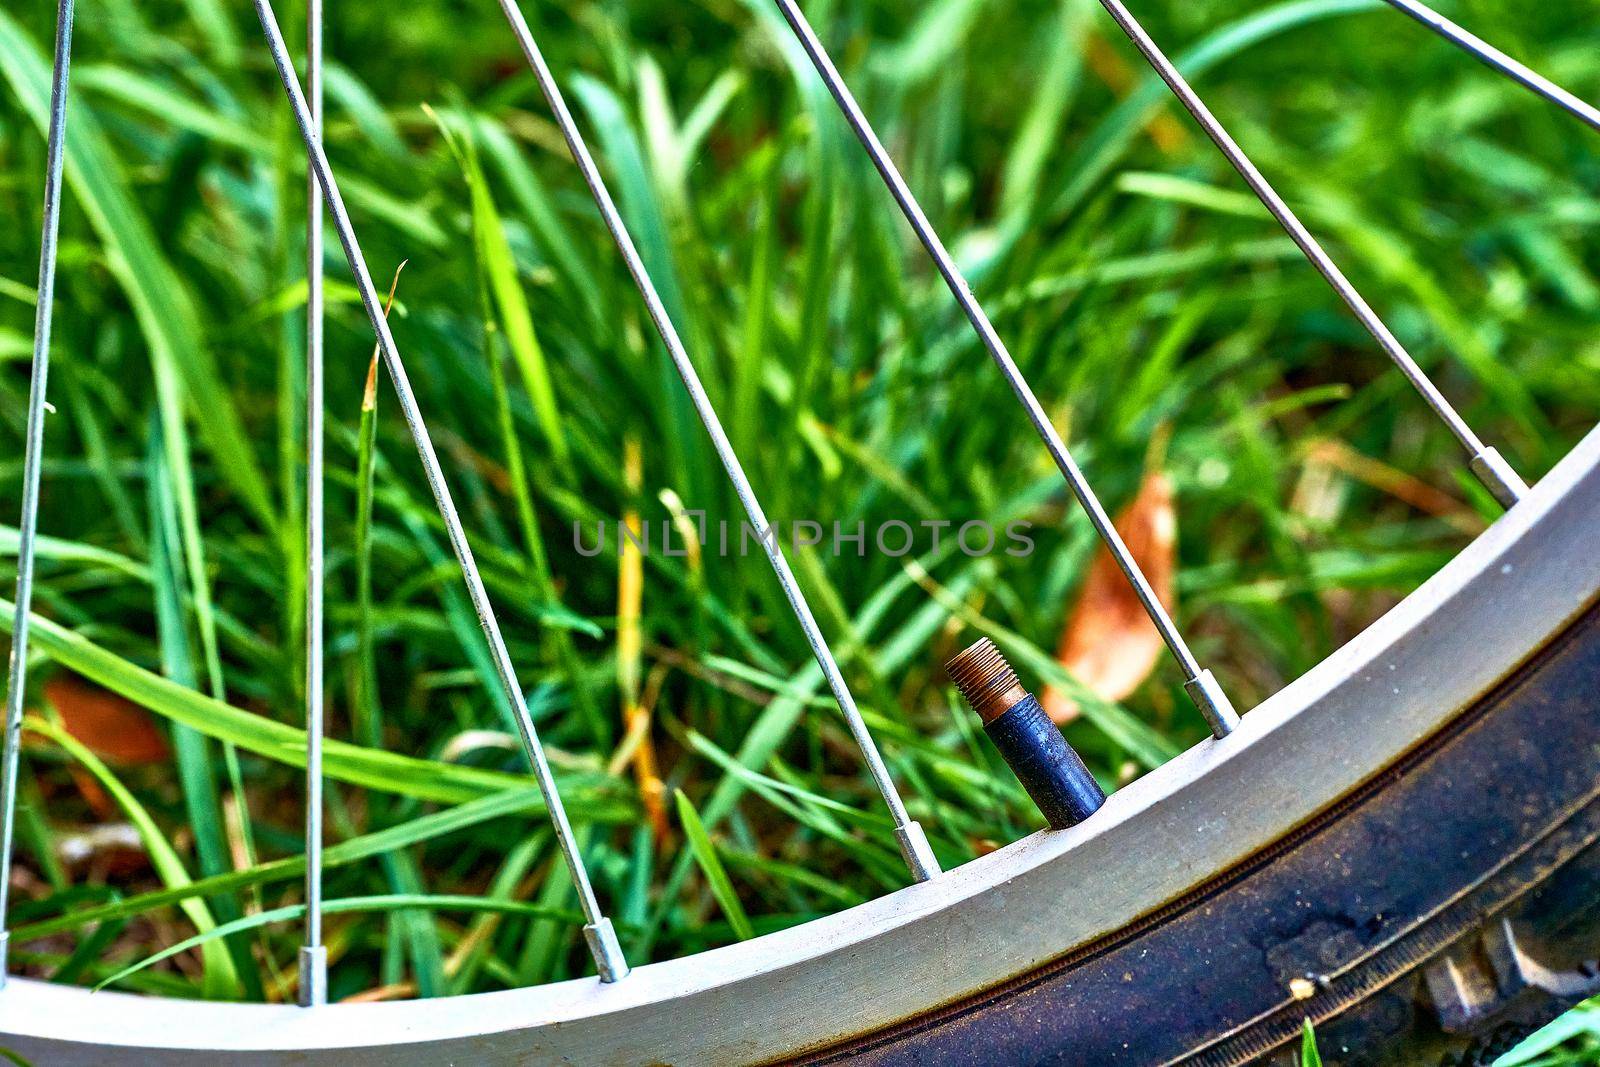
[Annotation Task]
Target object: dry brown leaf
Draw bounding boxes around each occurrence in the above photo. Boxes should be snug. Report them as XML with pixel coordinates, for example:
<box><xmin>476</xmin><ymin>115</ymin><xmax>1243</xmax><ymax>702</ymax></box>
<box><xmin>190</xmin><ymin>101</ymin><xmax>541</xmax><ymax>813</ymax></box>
<box><xmin>1300</xmin><ymin>438</ymin><xmax>1484</xmax><ymax>536</ymax></box>
<box><xmin>66</xmin><ymin>766</ymin><xmax>116</xmax><ymax>820</ymax></box>
<box><xmin>45</xmin><ymin>675</ymin><xmax>170</xmax><ymax>765</ymax></box>
<box><xmin>1041</xmin><ymin>470</ymin><xmax>1176</xmax><ymax>724</ymax></box>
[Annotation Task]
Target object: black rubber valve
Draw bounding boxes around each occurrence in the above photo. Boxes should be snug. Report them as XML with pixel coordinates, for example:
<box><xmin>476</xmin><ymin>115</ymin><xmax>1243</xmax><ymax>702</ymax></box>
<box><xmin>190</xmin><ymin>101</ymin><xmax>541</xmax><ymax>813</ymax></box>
<box><xmin>947</xmin><ymin>638</ymin><xmax>1106</xmax><ymax>830</ymax></box>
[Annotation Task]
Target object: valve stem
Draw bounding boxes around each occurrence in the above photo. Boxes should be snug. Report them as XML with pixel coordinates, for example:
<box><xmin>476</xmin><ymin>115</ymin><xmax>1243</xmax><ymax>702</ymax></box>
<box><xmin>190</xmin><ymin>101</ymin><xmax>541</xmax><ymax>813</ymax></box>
<box><xmin>948</xmin><ymin>639</ymin><xmax>1106</xmax><ymax>830</ymax></box>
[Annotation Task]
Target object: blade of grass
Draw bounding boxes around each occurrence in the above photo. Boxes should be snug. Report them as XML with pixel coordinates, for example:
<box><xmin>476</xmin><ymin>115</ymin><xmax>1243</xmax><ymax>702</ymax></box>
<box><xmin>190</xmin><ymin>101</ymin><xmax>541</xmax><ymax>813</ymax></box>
<box><xmin>394</xmin><ymin>510</ymin><xmax>518</xmax><ymax>736</ymax></box>
<box><xmin>674</xmin><ymin>789</ymin><xmax>753</xmax><ymax>941</ymax></box>
<box><xmin>998</xmin><ymin>0</ymin><xmax>1088</xmax><ymax>225</ymax></box>
<box><xmin>445</xmin><ymin>833</ymin><xmax>545</xmax><ymax>994</ymax></box>
<box><xmin>176</xmin><ymin>0</ymin><xmax>239</xmax><ymax>66</ymax></box>
<box><xmin>0</xmin><ymin>598</ymin><xmax>632</xmax><ymax>810</ymax></box>
<box><xmin>377</xmin><ymin>851</ymin><xmax>445</xmax><ymax>997</ymax></box>
<box><xmin>50</xmin><ymin>911</ymin><xmax>126</xmax><ymax>986</ymax></box>
<box><xmin>1301</xmin><ymin>1019</ymin><xmax>1323</xmax><ymax>1067</ymax></box>
<box><xmin>68</xmin><ymin>64</ymin><xmax>446</xmax><ymax>248</ymax></box>
<box><xmin>15</xmin><ymin>773</ymin><xmax>66</xmax><ymax>893</ymax></box>
<box><xmin>0</xmin><ymin>12</ymin><xmax>273</xmax><ymax>524</ymax></box>
<box><xmin>0</xmin><ymin>527</ymin><xmax>148</xmax><ymax>581</ymax></box>
<box><xmin>514</xmin><ymin>824</ymin><xmax>591</xmax><ymax>984</ymax></box>
<box><xmin>1047</xmin><ymin>0</ymin><xmax>1382</xmax><ymax>219</ymax></box>
<box><xmin>441</xmin><ymin>109</ymin><xmax>570</xmax><ymax>471</ymax></box>
<box><xmin>336</xmin><ymin>286</ymin><xmax>451</xmax><ymax>1004</ymax></box>
<box><xmin>353</xmin><ymin>263</ymin><xmax>405</xmax><ymax>750</ymax></box>
<box><xmin>26</xmin><ymin>716</ymin><xmax>241</xmax><ymax>999</ymax></box>
<box><xmin>474</xmin><ymin>116</ymin><xmax>608</xmax><ymax>340</ymax></box>
<box><xmin>620</xmin><ymin>438</ymin><xmax>666</xmax><ymax>837</ymax></box>
<box><xmin>94</xmin><ymin>894</ymin><xmax>592</xmax><ymax>992</ymax></box>
<box><xmin>571</xmin><ymin>73</ymin><xmax>708</xmax><ymax>506</ymax></box>
<box><xmin>58</xmin><ymin>369</ymin><xmax>144</xmax><ymax>549</ymax></box>
<box><xmin>634</xmin><ymin>553</ymin><xmax>977</xmax><ymax>955</ymax></box>
<box><xmin>433</xmin><ymin>113</ymin><xmax>605</xmax><ymax>745</ymax></box>
<box><xmin>147</xmin><ymin>424</ymin><xmax>262</xmax><ymax>998</ymax></box>
<box><xmin>13</xmin><ymin>787</ymin><xmax>558</xmax><ymax>942</ymax></box>
<box><xmin>324</xmin><ymin>63</ymin><xmax>409</xmax><ymax>161</ymax></box>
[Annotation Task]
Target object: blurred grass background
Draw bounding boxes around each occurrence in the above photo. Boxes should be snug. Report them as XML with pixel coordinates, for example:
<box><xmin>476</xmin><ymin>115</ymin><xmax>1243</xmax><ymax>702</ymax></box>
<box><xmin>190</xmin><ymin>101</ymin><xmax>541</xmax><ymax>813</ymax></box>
<box><xmin>0</xmin><ymin>0</ymin><xmax>1595</xmax><ymax>1050</ymax></box>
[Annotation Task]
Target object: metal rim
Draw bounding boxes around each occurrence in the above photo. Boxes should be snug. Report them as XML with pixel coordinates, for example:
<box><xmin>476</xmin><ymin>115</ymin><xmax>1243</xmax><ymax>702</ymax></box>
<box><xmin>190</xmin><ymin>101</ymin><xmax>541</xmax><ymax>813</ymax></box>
<box><xmin>1</xmin><ymin>423</ymin><xmax>1597</xmax><ymax>1063</ymax></box>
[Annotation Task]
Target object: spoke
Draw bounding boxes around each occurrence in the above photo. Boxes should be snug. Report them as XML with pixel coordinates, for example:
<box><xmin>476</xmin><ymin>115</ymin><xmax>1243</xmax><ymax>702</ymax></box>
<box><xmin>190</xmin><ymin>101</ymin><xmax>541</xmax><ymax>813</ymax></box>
<box><xmin>1381</xmin><ymin>0</ymin><xmax>1600</xmax><ymax>133</ymax></box>
<box><xmin>252</xmin><ymin>0</ymin><xmax>630</xmax><ymax>983</ymax></box>
<box><xmin>492</xmin><ymin>0</ymin><xmax>943</xmax><ymax>879</ymax></box>
<box><xmin>1092</xmin><ymin>0</ymin><xmax>1527</xmax><ymax>509</ymax></box>
<box><xmin>0</xmin><ymin>0</ymin><xmax>75</xmax><ymax>990</ymax></box>
<box><xmin>298</xmin><ymin>0</ymin><xmax>328</xmax><ymax>1009</ymax></box>
<box><xmin>767</xmin><ymin>0</ymin><xmax>1239</xmax><ymax>738</ymax></box>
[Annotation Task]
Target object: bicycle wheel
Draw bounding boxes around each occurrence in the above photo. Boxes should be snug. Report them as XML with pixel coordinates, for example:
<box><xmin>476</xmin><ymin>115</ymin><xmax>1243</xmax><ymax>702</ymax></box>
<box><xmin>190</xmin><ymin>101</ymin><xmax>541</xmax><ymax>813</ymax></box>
<box><xmin>0</xmin><ymin>0</ymin><xmax>1595</xmax><ymax>1063</ymax></box>
<box><xmin>0</xmin><ymin>410</ymin><xmax>1593</xmax><ymax>1066</ymax></box>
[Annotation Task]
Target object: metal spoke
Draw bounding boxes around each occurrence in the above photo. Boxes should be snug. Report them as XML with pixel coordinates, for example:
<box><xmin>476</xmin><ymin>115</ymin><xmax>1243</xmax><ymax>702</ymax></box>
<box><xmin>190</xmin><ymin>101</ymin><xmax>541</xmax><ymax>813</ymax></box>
<box><xmin>767</xmin><ymin>0</ymin><xmax>1240</xmax><ymax>738</ymax></box>
<box><xmin>0</xmin><ymin>0</ymin><xmax>75</xmax><ymax>990</ymax></box>
<box><xmin>1381</xmin><ymin>0</ymin><xmax>1600</xmax><ymax>133</ymax></box>
<box><xmin>492</xmin><ymin>0</ymin><xmax>943</xmax><ymax>879</ymax></box>
<box><xmin>298</xmin><ymin>0</ymin><xmax>328</xmax><ymax>1009</ymax></box>
<box><xmin>252</xmin><ymin>0</ymin><xmax>630</xmax><ymax>982</ymax></box>
<box><xmin>1092</xmin><ymin>0</ymin><xmax>1527</xmax><ymax>509</ymax></box>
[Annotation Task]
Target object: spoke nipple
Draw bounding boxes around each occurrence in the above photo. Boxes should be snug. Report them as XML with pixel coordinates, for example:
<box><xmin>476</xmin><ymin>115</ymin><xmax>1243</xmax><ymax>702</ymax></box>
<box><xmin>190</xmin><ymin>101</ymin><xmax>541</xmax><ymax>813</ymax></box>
<box><xmin>297</xmin><ymin>944</ymin><xmax>328</xmax><ymax>1007</ymax></box>
<box><xmin>895</xmin><ymin>820</ymin><xmax>942</xmax><ymax>882</ymax></box>
<box><xmin>584</xmin><ymin>918</ymin><xmax>631</xmax><ymax>983</ymax></box>
<box><xmin>946</xmin><ymin>639</ymin><xmax>1106</xmax><ymax>830</ymax></box>
<box><xmin>1184</xmin><ymin>669</ymin><xmax>1240</xmax><ymax>739</ymax></box>
<box><xmin>1468</xmin><ymin>447</ymin><xmax>1528</xmax><ymax>510</ymax></box>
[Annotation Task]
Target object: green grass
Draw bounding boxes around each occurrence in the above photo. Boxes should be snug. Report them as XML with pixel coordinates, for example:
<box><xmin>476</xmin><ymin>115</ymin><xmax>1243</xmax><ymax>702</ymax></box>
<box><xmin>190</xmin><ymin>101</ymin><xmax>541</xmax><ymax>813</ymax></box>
<box><xmin>1502</xmin><ymin>999</ymin><xmax>1600</xmax><ymax>1067</ymax></box>
<box><xmin>0</xmin><ymin>0</ymin><xmax>1595</xmax><ymax>1048</ymax></box>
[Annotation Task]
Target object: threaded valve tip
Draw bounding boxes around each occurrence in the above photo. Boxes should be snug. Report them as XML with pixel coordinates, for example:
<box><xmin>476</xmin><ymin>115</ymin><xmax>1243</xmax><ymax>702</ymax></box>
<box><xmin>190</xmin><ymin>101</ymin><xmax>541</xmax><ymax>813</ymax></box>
<box><xmin>946</xmin><ymin>638</ymin><xmax>1026</xmax><ymax>724</ymax></box>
